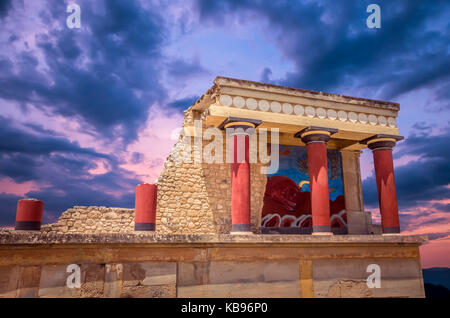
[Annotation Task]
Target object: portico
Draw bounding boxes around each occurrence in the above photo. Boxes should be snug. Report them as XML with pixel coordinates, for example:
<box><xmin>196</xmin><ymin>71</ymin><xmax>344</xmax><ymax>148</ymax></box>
<box><xmin>185</xmin><ymin>76</ymin><xmax>403</xmax><ymax>235</ymax></box>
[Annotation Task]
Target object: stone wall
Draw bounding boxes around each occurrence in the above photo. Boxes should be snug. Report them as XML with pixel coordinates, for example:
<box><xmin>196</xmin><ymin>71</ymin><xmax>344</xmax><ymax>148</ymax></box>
<box><xmin>41</xmin><ymin>206</ymin><xmax>134</xmax><ymax>234</ymax></box>
<box><xmin>155</xmin><ymin>106</ymin><xmax>268</xmax><ymax>234</ymax></box>
<box><xmin>0</xmin><ymin>233</ymin><xmax>427</xmax><ymax>298</ymax></box>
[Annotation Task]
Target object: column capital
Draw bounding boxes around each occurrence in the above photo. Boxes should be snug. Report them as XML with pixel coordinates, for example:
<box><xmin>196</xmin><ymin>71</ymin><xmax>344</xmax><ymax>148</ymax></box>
<box><xmin>294</xmin><ymin>126</ymin><xmax>338</xmax><ymax>144</ymax></box>
<box><xmin>360</xmin><ymin>134</ymin><xmax>404</xmax><ymax>151</ymax></box>
<box><xmin>219</xmin><ymin>117</ymin><xmax>262</xmax><ymax>136</ymax></box>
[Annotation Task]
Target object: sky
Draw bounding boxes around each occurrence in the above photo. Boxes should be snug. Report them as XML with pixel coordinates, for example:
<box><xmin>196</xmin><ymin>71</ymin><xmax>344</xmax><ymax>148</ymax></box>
<box><xmin>0</xmin><ymin>0</ymin><xmax>449</xmax><ymax>268</ymax></box>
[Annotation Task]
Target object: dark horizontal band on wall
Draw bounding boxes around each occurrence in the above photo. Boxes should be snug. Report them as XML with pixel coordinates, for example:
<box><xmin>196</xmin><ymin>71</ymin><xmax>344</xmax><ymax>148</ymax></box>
<box><xmin>383</xmin><ymin>226</ymin><xmax>400</xmax><ymax>234</ymax></box>
<box><xmin>15</xmin><ymin>221</ymin><xmax>41</xmax><ymax>231</ymax></box>
<box><xmin>262</xmin><ymin>227</ymin><xmax>313</xmax><ymax>234</ymax></box>
<box><xmin>134</xmin><ymin>222</ymin><xmax>155</xmax><ymax>231</ymax></box>
<box><xmin>231</xmin><ymin>224</ymin><xmax>251</xmax><ymax>232</ymax></box>
<box><xmin>261</xmin><ymin>227</ymin><xmax>348</xmax><ymax>235</ymax></box>
<box><xmin>313</xmin><ymin>225</ymin><xmax>331</xmax><ymax>233</ymax></box>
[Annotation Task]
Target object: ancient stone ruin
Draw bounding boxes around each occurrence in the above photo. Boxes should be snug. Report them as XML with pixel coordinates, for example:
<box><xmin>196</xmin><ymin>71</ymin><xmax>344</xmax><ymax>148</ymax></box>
<box><xmin>0</xmin><ymin>77</ymin><xmax>427</xmax><ymax>298</ymax></box>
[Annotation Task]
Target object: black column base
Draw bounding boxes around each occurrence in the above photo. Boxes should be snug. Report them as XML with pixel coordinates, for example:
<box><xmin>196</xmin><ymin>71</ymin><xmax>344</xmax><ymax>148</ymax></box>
<box><xmin>312</xmin><ymin>225</ymin><xmax>331</xmax><ymax>233</ymax></box>
<box><xmin>382</xmin><ymin>226</ymin><xmax>400</xmax><ymax>234</ymax></box>
<box><xmin>134</xmin><ymin>222</ymin><xmax>155</xmax><ymax>231</ymax></box>
<box><xmin>15</xmin><ymin>221</ymin><xmax>41</xmax><ymax>231</ymax></box>
<box><xmin>231</xmin><ymin>224</ymin><xmax>251</xmax><ymax>232</ymax></box>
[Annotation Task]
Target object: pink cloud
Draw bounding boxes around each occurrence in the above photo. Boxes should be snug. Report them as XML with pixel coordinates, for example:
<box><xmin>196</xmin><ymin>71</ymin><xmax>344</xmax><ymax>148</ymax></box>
<box><xmin>0</xmin><ymin>177</ymin><xmax>41</xmax><ymax>196</ymax></box>
<box><xmin>120</xmin><ymin>105</ymin><xmax>184</xmax><ymax>183</ymax></box>
<box><xmin>420</xmin><ymin>237</ymin><xmax>450</xmax><ymax>268</ymax></box>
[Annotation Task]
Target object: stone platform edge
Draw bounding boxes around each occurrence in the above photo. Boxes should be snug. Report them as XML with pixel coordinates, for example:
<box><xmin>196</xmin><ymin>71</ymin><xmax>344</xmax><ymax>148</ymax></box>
<box><xmin>0</xmin><ymin>231</ymin><xmax>428</xmax><ymax>246</ymax></box>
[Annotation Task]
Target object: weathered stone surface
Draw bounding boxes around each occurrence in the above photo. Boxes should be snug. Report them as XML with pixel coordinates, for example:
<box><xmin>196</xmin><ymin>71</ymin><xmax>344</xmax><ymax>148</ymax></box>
<box><xmin>0</xmin><ymin>235</ymin><xmax>427</xmax><ymax>298</ymax></box>
<box><xmin>123</xmin><ymin>262</ymin><xmax>176</xmax><ymax>287</ymax></box>
<box><xmin>141</xmin><ymin>262</ymin><xmax>177</xmax><ymax>286</ymax></box>
<box><xmin>104</xmin><ymin>264</ymin><xmax>123</xmax><ymax>298</ymax></box>
<box><xmin>17</xmin><ymin>266</ymin><xmax>40</xmax><ymax>298</ymax></box>
<box><xmin>121</xmin><ymin>284</ymin><xmax>176</xmax><ymax>298</ymax></box>
<box><xmin>313</xmin><ymin>258</ymin><xmax>425</xmax><ymax>298</ymax></box>
<box><xmin>178</xmin><ymin>261</ymin><xmax>300</xmax><ymax>298</ymax></box>
<box><xmin>0</xmin><ymin>266</ymin><xmax>19</xmax><ymax>297</ymax></box>
<box><xmin>347</xmin><ymin>211</ymin><xmax>370</xmax><ymax>235</ymax></box>
<box><xmin>0</xmin><ymin>232</ymin><xmax>428</xmax><ymax>245</ymax></box>
<box><xmin>327</xmin><ymin>280</ymin><xmax>373</xmax><ymax>297</ymax></box>
<box><xmin>80</xmin><ymin>264</ymin><xmax>104</xmax><ymax>298</ymax></box>
<box><xmin>178</xmin><ymin>281</ymin><xmax>300</xmax><ymax>298</ymax></box>
<box><xmin>38</xmin><ymin>207</ymin><xmax>134</xmax><ymax>235</ymax></box>
<box><xmin>38</xmin><ymin>265</ymin><xmax>80</xmax><ymax>297</ymax></box>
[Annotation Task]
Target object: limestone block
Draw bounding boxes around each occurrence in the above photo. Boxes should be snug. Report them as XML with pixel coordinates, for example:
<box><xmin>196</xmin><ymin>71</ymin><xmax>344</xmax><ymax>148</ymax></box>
<box><xmin>17</xmin><ymin>266</ymin><xmax>40</xmax><ymax>298</ymax></box>
<box><xmin>313</xmin><ymin>258</ymin><xmax>424</xmax><ymax>298</ymax></box>
<box><xmin>122</xmin><ymin>262</ymin><xmax>176</xmax><ymax>288</ymax></box>
<box><xmin>80</xmin><ymin>264</ymin><xmax>105</xmax><ymax>298</ymax></box>
<box><xmin>104</xmin><ymin>264</ymin><xmax>123</xmax><ymax>298</ymax></box>
<box><xmin>347</xmin><ymin>211</ymin><xmax>369</xmax><ymax>235</ymax></box>
<box><xmin>38</xmin><ymin>265</ymin><xmax>81</xmax><ymax>297</ymax></box>
<box><xmin>177</xmin><ymin>261</ymin><xmax>300</xmax><ymax>298</ymax></box>
<box><xmin>0</xmin><ymin>266</ymin><xmax>19</xmax><ymax>297</ymax></box>
<box><xmin>121</xmin><ymin>284</ymin><xmax>176</xmax><ymax>298</ymax></box>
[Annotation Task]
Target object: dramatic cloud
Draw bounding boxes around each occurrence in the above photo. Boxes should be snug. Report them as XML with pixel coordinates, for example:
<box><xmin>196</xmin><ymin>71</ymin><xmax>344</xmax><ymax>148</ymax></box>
<box><xmin>195</xmin><ymin>0</ymin><xmax>450</xmax><ymax>102</ymax></box>
<box><xmin>0</xmin><ymin>0</ymin><xmax>13</xmax><ymax>19</ymax></box>
<box><xmin>0</xmin><ymin>0</ymin><xmax>168</xmax><ymax>145</ymax></box>
<box><xmin>168</xmin><ymin>96</ymin><xmax>200</xmax><ymax>110</ymax></box>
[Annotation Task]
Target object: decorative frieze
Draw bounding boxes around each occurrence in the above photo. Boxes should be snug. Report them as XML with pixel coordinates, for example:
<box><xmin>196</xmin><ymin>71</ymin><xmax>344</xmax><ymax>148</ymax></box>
<box><xmin>218</xmin><ymin>94</ymin><xmax>397</xmax><ymax>128</ymax></box>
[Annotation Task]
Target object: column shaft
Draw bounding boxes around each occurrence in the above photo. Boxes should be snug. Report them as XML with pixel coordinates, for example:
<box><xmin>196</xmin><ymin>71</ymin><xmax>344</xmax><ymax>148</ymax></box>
<box><xmin>230</xmin><ymin>134</ymin><xmax>251</xmax><ymax>232</ymax></box>
<box><xmin>295</xmin><ymin>126</ymin><xmax>338</xmax><ymax>234</ymax></box>
<box><xmin>306</xmin><ymin>142</ymin><xmax>332</xmax><ymax>233</ymax></box>
<box><xmin>135</xmin><ymin>183</ymin><xmax>157</xmax><ymax>231</ymax></box>
<box><xmin>373</xmin><ymin>148</ymin><xmax>400</xmax><ymax>233</ymax></box>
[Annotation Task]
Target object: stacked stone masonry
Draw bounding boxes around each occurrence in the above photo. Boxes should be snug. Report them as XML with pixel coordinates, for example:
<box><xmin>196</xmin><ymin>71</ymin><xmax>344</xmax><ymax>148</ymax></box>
<box><xmin>40</xmin><ymin>206</ymin><xmax>134</xmax><ymax>234</ymax></box>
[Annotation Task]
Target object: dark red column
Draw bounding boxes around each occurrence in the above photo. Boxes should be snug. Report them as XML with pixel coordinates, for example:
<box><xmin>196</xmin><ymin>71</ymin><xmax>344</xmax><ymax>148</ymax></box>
<box><xmin>225</xmin><ymin>121</ymin><xmax>256</xmax><ymax>234</ymax></box>
<box><xmin>306</xmin><ymin>142</ymin><xmax>331</xmax><ymax>233</ymax></box>
<box><xmin>15</xmin><ymin>198</ymin><xmax>44</xmax><ymax>230</ymax></box>
<box><xmin>365</xmin><ymin>136</ymin><xmax>403</xmax><ymax>234</ymax></box>
<box><xmin>134</xmin><ymin>183</ymin><xmax>157</xmax><ymax>231</ymax></box>
<box><xmin>296</xmin><ymin>127</ymin><xmax>338</xmax><ymax>234</ymax></box>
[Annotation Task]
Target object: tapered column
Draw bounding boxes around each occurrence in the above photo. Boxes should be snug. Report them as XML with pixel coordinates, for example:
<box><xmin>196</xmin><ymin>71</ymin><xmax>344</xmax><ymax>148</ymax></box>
<box><xmin>134</xmin><ymin>183</ymin><xmax>157</xmax><ymax>231</ymax></box>
<box><xmin>362</xmin><ymin>135</ymin><xmax>404</xmax><ymax>234</ymax></box>
<box><xmin>15</xmin><ymin>198</ymin><xmax>44</xmax><ymax>230</ymax></box>
<box><xmin>295</xmin><ymin>126</ymin><xmax>338</xmax><ymax>234</ymax></box>
<box><xmin>221</xmin><ymin>117</ymin><xmax>261</xmax><ymax>234</ymax></box>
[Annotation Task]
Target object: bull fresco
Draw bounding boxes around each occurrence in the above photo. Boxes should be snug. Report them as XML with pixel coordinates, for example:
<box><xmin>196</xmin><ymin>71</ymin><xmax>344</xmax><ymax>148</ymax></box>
<box><xmin>261</xmin><ymin>145</ymin><xmax>347</xmax><ymax>230</ymax></box>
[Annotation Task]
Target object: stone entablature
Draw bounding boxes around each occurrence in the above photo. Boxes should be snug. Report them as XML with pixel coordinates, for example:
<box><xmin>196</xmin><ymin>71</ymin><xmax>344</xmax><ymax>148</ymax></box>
<box><xmin>190</xmin><ymin>76</ymin><xmax>400</xmax><ymax>146</ymax></box>
<box><xmin>217</xmin><ymin>94</ymin><xmax>397</xmax><ymax>127</ymax></box>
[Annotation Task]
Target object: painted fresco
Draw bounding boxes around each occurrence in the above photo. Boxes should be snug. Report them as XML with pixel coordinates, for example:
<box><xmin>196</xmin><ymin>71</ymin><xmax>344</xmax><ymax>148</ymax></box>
<box><xmin>261</xmin><ymin>145</ymin><xmax>347</xmax><ymax>229</ymax></box>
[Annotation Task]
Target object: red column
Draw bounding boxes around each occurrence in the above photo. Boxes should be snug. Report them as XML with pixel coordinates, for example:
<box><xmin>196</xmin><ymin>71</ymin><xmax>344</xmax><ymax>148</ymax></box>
<box><xmin>15</xmin><ymin>198</ymin><xmax>44</xmax><ymax>230</ymax></box>
<box><xmin>225</xmin><ymin>121</ymin><xmax>255</xmax><ymax>234</ymax></box>
<box><xmin>306</xmin><ymin>142</ymin><xmax>332</xmax><ymax>233</ymax></box>
<box><xmin>367</xmin><ymin>137</ymin><xmax>402</xmax><ymax>233</ymax></box>
<box><xmin>296</xmin><ymin>127</ymin><xmax>337</xmax><ymax>234</ymax></box>
<box><xmin>230</xmin><ymin>134</ymin><xmax>251</xmax><ymax>232</ymax></box>
<box><xmin>135</xmin><ymin>183</ymin><xmax>157</xmax><ymax>231</ymax></box>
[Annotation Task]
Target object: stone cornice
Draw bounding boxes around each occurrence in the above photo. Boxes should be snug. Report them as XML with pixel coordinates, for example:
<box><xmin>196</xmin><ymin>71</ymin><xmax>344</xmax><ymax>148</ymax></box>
<box><xmin>0</xmin><ymin>232</ymin><xmax>428</xmax><ymax>246</ymax></box>
<box><xmin>214</xmin><ymin>76</ymin><xmax>400</xmax><ymax>111</ymax></box>
<box><xmin>214</xmin><ymin>92</ymin><xmax>398</xmax><ymax>128</ymax></box>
